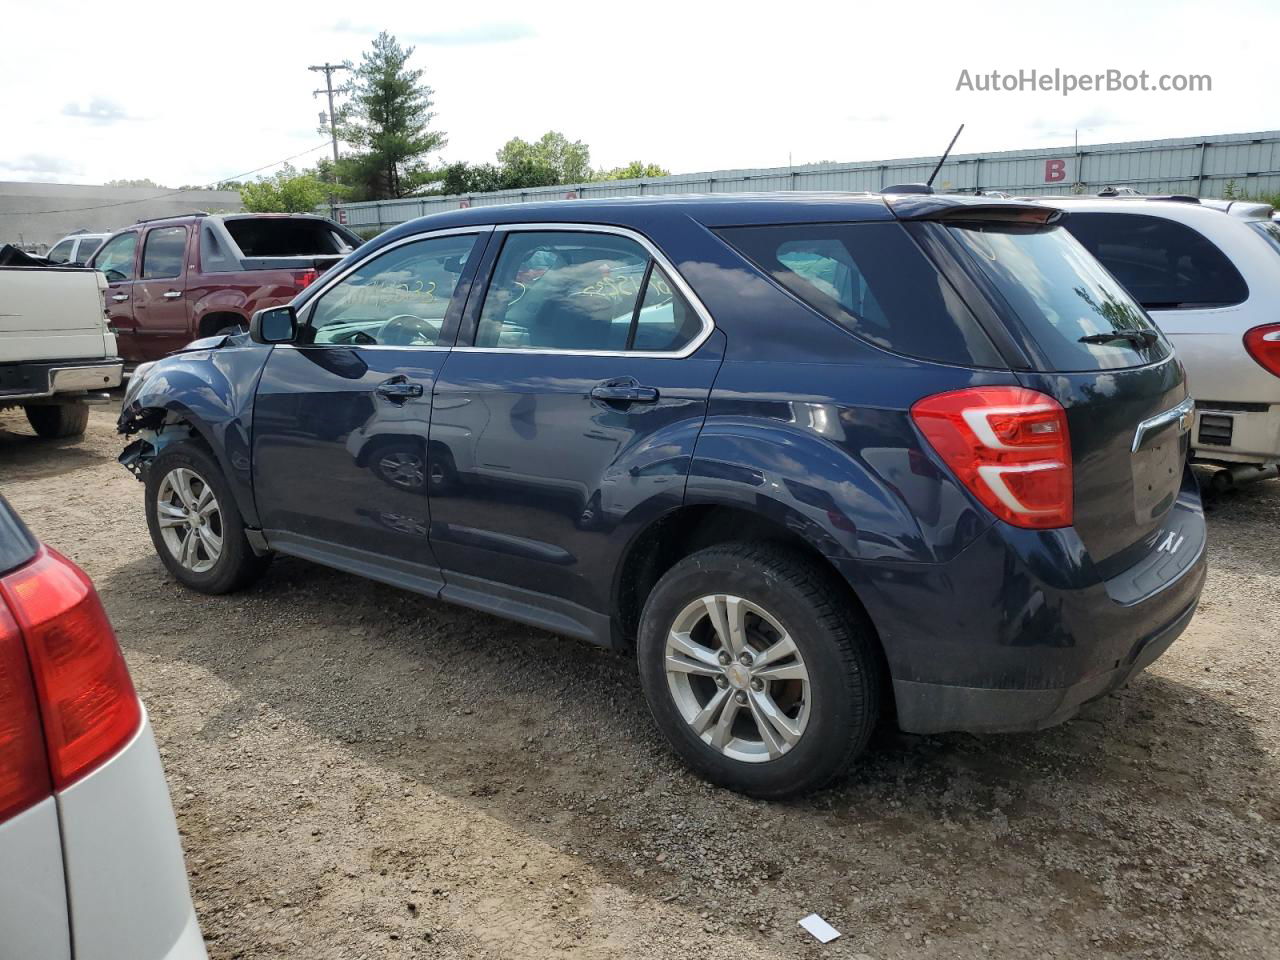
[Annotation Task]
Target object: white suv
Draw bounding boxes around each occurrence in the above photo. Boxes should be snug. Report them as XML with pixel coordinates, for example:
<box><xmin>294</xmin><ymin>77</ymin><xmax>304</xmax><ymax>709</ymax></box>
<box><xmin>1038</xmin><ymin>196</ymin><xmax>1280</xmax><ymax>484</ymax></box>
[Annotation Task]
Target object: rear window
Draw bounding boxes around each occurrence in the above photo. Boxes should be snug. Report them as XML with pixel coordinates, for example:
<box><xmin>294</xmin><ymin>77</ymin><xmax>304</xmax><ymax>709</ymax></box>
<box><xmin>1063</xmin><ymin>212</ymin><xmax>1248</xmax><ymax>309</ymax></box>
<box><xmin>223</xmin><ymin>218</ymin><xmax>357</xmax><ymax>257</ymax></box>
<box><xmin>947</xmin><ymin>222</ymin><xmax>1171</xmax><ymax>371</ymax></box>
<box><xmin>719</xmin><ymin>222</ymin><xmax>1002</xmax><ymax>367</ymax></box>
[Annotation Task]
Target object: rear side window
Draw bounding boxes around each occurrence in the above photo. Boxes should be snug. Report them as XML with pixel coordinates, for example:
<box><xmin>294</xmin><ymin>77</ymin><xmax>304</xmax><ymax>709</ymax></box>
<box><xmin>1064</xmin><ymin>212</ymin><xmax>1248</xmax><ymax>309</ymax></box>
<box><xmin>224</xmin><ymin>218</ymin><xmax>355</xmax><ymax>257</ymax></box>
<box><xmin>73</xmin><ymin>238</ymin><xmax>102</xmax><ymax>262</ymax></box>
<box><xmin>719</xmin><ymin>222</ymin><xmax>1001</xmax><ymax>367</ymax></box>
<box><xmin>141</xmin><ymin>227</ymin><xmax>187</xmax><ymax>280</ymax></box>
<box><xmin>947</xmin><ymin>222</ymin><xmax>1170</xmax><ymax>371</ymax></box>
<box><xmin>475</xmin><ymin>231</ymin><xmax>701</xmax><ymax>353</ymax></box>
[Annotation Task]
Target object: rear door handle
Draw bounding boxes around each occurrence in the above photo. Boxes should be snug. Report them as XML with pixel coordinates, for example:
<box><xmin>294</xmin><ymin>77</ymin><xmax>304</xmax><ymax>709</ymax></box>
<box><xmin>590</xmin><ymin>378</ymin><xmax>660</xmax><ymax>405</ymax></box>
<box><xmin>111</xmin><ymin>294</ymin><xmax>129</xmax><ymax>302</ymax></box>
<box><xmin>375</xmin><ymin>379</ymin><xmax>425</xmax><ymax>402</ymax></box>
<box><xmin>162</xmin><ymin>290</ymin><xmax>182</xmax><ymax>299</ymax></box>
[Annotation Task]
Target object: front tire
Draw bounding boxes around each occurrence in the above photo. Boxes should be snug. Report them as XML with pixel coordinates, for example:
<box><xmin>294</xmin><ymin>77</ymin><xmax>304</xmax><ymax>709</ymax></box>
<box><xmin>637</xmin><ymin>543</ymin><xmax>881</xmax><ymax>798</ymax></box>
<box><xmin>144</xmin><ymin>441</ymin><xmax>269</xmax><ymax>593</ymax></box>
<box><xmin>25</xmin><ymin>402</ymin><xmax>89</xmax><ymax>438</ymax></box>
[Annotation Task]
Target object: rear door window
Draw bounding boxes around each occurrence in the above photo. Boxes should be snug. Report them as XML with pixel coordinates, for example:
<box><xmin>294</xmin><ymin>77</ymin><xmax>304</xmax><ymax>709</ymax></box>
<box><xmin>141</xmin><ymin>227</ymin><xmax>188</xmax><ymax>280</ymax></box>
<box><xmin>1063</xmin><ymin>212</ymin><xmax>1248</xmax><ymax>309</ymax></box>
<box><xmin>945</xmin><ymin>222</ymin><xmax>1171</xmax><ymax>371</ymax></box>
<box><xmin>73</xmin><ymin>238</ymin><xmax>102</xmax><ymax>262</ymax></box>
<box><xmin>718</xmin><ymin>222</ymin><xmax>1002</xmax><ymax>367</ymax></box>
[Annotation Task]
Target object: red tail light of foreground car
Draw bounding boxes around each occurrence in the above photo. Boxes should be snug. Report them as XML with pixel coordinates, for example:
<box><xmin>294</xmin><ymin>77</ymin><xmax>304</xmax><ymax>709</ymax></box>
<box><xmin>0</xmin><ymin>547</ymin><xmax>140</xmax><ymax>823</ymax></box>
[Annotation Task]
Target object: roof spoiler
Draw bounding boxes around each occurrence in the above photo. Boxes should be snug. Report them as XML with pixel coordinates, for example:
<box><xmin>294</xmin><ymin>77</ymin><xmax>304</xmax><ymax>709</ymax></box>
<box><xmin>884</xmin><ymin>194</ymin><xmax>1065</xmax><ymax>225</ymax></box>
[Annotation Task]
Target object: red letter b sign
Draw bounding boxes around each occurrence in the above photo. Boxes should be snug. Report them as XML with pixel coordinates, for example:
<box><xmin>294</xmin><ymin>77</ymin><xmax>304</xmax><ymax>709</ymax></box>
<box><xmin>1044</xmin><ymin>158</ymin><xmax>1067</xmax><ymax>183</ymax></box>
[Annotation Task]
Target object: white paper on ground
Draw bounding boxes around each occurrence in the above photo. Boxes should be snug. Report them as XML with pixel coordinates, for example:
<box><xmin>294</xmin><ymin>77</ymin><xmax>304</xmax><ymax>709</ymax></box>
<box><xmin>798</xmin><ymin>913</ymin><xmax>841</xmax><ymax>943</ymax></box>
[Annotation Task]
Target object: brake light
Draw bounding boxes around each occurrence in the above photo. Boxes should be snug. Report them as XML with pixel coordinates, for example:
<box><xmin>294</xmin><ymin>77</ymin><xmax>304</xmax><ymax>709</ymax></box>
<box><xmin>1243</xmin><ymin>323</ymin><xmax>1280</xmax><ymax>378</ymax></box>
<box><xmin>296</xmin><ymin>268</ymin><xmax>318</xmax><ymax>289</ymax></box>
<box><xmin>911</xmin><ymin>387</ymin><xmax>1073</xmax><ymax>529</ymax></box>
<box><xmin>0</xmin><ymin>601</ymin><xmax>50</xmax><ymax>823</ymax></box>
<box><xmin>0</xmin><ymin>548</ymin><xmax>140</xmax><ymax>791</ymax></box>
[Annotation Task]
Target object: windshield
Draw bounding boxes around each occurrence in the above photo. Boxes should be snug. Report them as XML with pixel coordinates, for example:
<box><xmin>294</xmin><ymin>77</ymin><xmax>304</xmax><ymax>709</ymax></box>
<box><xmin>946</xmin><ymin>222</ymin><xmax>1171</xmax><ymax>371</ymax></box>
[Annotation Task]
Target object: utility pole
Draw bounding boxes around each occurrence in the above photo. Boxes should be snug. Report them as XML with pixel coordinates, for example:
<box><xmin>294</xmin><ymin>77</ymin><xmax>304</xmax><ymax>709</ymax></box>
<box><xmin>309</xmin><ymin>62</ymin><xmax>349</xmax><ymax>167</ymax></box>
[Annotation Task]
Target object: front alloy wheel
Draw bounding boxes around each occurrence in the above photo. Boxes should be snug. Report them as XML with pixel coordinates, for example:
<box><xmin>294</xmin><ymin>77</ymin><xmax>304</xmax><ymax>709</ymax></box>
<box><xmin>664</xmin><ymin>595</ymin><xmax>810</xmax><ymax>762</ymax></box>
<box><xmin>155</xmin><ymin>467</ymin><xmax>223</xmax><ymax>572</ymax></box>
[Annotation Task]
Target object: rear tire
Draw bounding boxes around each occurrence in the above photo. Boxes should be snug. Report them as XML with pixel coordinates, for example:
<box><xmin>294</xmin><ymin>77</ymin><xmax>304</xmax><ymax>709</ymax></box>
<box><xmin>24</xmin><ymin>402</ymin><xmax>89</xmax><ymax>438</ymax></box>
<box><xmin>637</xmin><ymin>543</ymin><xmax>881</xmax><ymax>799</ymax></box>
<box><xmin>144</xmin><ymin>441</ymin><xmax>270</xmax><ymax>594</ymax></box>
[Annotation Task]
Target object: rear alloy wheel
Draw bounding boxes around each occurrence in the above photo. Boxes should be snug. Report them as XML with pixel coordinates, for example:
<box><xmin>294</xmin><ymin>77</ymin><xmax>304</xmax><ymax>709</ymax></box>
<box><xmin>638</xmin><ymin>543</ymin><xmax>881</xmax><ymax>798</ymax></box>
<box><xmin>144</xmin><ymin>441</ymin><xmax>270</xmax><ymax>593</ymax></box>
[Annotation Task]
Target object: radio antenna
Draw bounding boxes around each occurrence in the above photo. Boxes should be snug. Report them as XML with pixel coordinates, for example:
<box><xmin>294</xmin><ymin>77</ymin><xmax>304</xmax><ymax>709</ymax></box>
<box><xmin>926</xmin><ymin>124</ymin><xmax>965</xmax><ymax>188</ymax></box>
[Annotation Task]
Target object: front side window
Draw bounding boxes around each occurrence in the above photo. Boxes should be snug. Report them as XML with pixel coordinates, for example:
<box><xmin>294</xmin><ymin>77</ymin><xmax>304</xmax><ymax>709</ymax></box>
<box><xmin>141</xmin><ymin>227</ymin><xmax>188</xmax><ymax>280</ymax></box>
<box><xmin>46</xmin><ymin>240</ymin><xmax>74</xmax><ymax>264</ymax></box>
<box><xmin>476</xmin><ymin>231</ymin><xmax>699</xmax><ymax>352</ymax></box>
<box><xmin>720</xmin><ymin>221</ymin><xmax>1001</xmax><ymax>367</ymax></box>
<box><xmin>1064</xmin><ymin>212</ymin><xmax>1248</xmax><ymax>309</ymax></box>
<box><xmin>92</xmin><ymin>232</ymin><xmax>138</xmax><ymax>282</ymax></box>
<box><xmin>307</xmin><ymin>233</ymin><xmax>479</xmax><ymax>346</ymax></box>
<box><xmin>948</xmin><ymin>222</ymin><xmax>1170</xmax><ymax>371</ymax></box>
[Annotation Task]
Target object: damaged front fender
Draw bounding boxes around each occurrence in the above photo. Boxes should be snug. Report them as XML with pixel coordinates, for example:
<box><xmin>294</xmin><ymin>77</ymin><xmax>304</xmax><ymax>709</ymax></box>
<box><xmin>116</xmin><ymin>339</ymin><xmax>274</xmax><ymax>527</ymax></box>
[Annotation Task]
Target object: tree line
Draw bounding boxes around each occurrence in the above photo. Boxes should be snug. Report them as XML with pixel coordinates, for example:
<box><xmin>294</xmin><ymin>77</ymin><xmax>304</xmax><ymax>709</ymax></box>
<box><xmin>239</xmin><ymin>32</ymin><xmax>668</xmax><ymax>212</ymax></box>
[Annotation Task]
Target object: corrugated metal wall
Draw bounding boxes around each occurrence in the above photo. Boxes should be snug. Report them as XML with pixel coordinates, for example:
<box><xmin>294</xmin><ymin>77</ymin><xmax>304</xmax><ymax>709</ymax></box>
<box><xmin>332</xmin><ymin>130</ymin><xmax>1280</xmax><ymax>231</ymax></box>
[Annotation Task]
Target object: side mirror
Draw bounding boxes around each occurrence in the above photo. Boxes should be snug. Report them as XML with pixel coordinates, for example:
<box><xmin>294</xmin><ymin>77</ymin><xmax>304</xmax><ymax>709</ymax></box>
<box><xmin>250</xmin><ymin>305</ymin><xmax>298</xmax><ymax>344</ymax></box>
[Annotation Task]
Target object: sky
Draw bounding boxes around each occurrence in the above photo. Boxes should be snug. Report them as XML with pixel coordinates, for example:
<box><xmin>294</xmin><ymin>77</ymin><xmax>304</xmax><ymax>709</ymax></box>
<box><xmin>3</xmin><ymin>0</ymin><xmax>1277</xmax><ymax>188</ymax></box>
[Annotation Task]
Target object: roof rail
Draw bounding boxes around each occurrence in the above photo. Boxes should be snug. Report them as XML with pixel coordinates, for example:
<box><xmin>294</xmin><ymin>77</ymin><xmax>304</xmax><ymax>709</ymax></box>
<box><xmin>133</xmin><ymin>210</ymin><xmax>212</xmax><ymax>225</ymax></box>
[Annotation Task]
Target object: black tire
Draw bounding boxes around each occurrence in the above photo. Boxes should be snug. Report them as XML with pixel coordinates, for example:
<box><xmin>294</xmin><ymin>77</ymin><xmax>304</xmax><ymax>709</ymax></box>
<box><xmin>637</xmin><ymin>543</ymin><xmax>881</xmax><ymax>799</ymax></box>
<box><xmin>144</xmin><ymin>440</ymin><xmax>270</xmax><ymax>594</ymax></box>
<box><xmin>25</xmin><ymin>402</ymin><xmax>89</xmax><ymax>438</ymax></box>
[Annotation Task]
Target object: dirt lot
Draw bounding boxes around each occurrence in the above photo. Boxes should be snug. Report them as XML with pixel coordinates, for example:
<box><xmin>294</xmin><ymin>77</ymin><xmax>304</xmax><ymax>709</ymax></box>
<box><xmin>1</xmin><ymin>402</ymin><xmax>1277</xmax><ymax>959</ymax></box>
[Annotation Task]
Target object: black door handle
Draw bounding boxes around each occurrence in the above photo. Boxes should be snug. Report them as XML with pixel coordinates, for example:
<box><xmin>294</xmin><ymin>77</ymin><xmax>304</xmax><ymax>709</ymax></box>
<box><xmin>590</xmin><ymin>378</ymin><xmax>660</xmax><ymax>405</ymax></box>
<box><xmin>375</xmin><ymin>379</ymin><xmax>424</xmax><ymax>402</ymax></box>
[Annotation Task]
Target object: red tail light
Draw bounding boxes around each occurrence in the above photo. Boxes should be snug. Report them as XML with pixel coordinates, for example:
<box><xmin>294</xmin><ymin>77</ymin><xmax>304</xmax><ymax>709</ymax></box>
<box><xmin>296</xmin><ymin>268</ymin><xmax>318</xmax><ymax>289</ymax></box>
<box><xmin>1243</xmin><ymin>323</ymin><xmax>1280</xmax><ymax>378</ymax></box>
<box><xmin>0</xmin><ymin>548</ymin><xmax>140</xmax><ymax>794</ymax></box>
<box><xmin>911</xmin><ymin>386</ymin><xmax>1073</xmax><ymax>529</ymax></box>
<box><xmin>0</xmin><ymin>602</ymin><xmax>50</xmax><ymax>823</ymax></box>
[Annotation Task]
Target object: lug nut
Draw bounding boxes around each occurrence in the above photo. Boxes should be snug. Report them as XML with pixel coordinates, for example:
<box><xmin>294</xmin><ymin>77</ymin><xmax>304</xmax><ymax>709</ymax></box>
<box><xmin>738</xmin><ymin>651</ymin><xmax>753</xmax><ymax>666</ymax></box>
<box><xmin>715</xmin><ymin>675</ymin><xmax>729</xmax><ymax>689</ymax></box>
<box><xmin>751</xmin><ymin>678</ymin><xmax>764</xmax><ymax>691</ymax></box>
<box><xmin>735</xmin><ymin>691</ymin><xmax>748</xmax><ymax>705</ymax></box>
<box><xmin>717</xmin><ymin>651</ymin><xmax>732</xmax><ymax>665</ymax></box>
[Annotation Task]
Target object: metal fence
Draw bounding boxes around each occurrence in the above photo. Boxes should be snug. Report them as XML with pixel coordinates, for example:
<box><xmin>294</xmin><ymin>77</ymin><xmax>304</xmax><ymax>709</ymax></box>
<box><xmin>331</xmin><ymin>130</ymin><xmax>1280</xmax><ymax>233</ymax></box>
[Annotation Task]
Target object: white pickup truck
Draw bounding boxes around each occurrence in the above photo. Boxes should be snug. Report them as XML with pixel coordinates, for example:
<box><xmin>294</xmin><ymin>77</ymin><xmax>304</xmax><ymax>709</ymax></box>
<box><xmin>0</xmin><ymin>265</ymin><xmax>123</xmax><ymax>438</ymax></box>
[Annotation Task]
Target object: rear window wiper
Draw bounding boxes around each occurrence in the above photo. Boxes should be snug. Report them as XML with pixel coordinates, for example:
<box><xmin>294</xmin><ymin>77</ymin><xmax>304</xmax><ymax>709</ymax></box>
<box><xmin>1078</xmin><ymin>330</ymin><xmax>1160</xmax><ymax>348</ymax></box>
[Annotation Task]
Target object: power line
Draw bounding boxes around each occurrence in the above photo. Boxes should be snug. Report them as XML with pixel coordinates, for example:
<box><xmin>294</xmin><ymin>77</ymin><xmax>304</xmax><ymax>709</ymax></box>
<box><xmin>1</xmin><ymin>140</ymin><xmax>333</xmax><ymax>217</ymax></box>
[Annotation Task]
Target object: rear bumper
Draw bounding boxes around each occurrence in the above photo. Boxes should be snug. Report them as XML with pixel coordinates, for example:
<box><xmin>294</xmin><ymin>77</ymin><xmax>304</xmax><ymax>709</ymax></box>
<box><xmin>890</xmin><ymin>577</ymin><xmax>1202</xmax><ymax>733</ymax></box>
<box><xmin>0</xmin><ymin>358</ymin><xmax>122</xmax><ymax>403</ymax></box>
<box><xmin>1191</xmin><ymin>404</ymin><xmax>1280</xmax><ymax>465</ymax></box>
<box><xmin>837</xmin><ymin>482</ymin><xmax>1208</xmax><ymax>735</ymax></box>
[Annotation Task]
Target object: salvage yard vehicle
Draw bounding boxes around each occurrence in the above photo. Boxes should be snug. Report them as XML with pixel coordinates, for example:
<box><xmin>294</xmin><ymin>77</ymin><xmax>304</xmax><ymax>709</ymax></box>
<box><xmin>117</xmin><ymin>193</ymin><xmax>1206</xmax><ymax>798</ymax></box>
<box><xmin>0</xmin><ymin>262</ymin><xmax>122</xmax><ymax>438</ymax></box>
<box><xmin>88</xmin><ymin>212</ymin><xmax>362</xmax><ymax>362</ymax></box>
<box><xmin>45</xmin><ymin>232</ymin><xmax>110</xmax><ymax>267</ymax></box>
<box><xmin>1040</xmin><ymin>194</ymin><xmax>1280</xmax><ymax>486</ymax></box>
<box><xmin>0</xmin><ymin>496</ymin><xmax>207</xmax><ymax>959</ymax></box>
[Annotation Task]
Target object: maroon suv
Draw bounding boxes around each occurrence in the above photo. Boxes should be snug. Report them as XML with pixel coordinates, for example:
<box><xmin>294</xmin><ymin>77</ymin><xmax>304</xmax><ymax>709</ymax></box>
<box><xmin>90</xmin><ymin>213</ymin><xmax>361</xmax><ymax>362</ymax></box>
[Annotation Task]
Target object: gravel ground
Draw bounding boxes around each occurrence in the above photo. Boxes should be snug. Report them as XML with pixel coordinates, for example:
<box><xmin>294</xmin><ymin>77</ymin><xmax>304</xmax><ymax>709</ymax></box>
<box><xmin>1</xmin><ymin>402</ymin><xmax>1277</xmax><ymax>960</ymax></box>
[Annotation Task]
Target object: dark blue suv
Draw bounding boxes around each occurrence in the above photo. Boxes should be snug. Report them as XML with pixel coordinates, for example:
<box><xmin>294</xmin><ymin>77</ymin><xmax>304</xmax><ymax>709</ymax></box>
<box><xmin>118</xmin><ymin>193</ymin><xmax>1207</xmax><ymax>797</ymax></box>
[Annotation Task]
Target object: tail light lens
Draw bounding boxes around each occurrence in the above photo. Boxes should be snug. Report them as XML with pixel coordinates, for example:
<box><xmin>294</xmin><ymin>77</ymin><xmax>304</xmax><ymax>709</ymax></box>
<box><xmin>1243</xmin><ymin>323</ymin><xmax>1280</xmax><ymax>378</ymax></box>
<box><xmin>911</xmin><ymin>386</ymin><xmax>1073</xmax><ymax>529</ymax></box>
<box><xmin>296</xmin><ymin>268</ymin><xmax>318</xmax><ymax>289</ymax></box>
<box><xmin>0</xmin><ymin>548</ymin><xmax>140</xmax><ymax>793</ymax></box>
<box><xmin>0</xmin><ymin>603</ymin><xmax>50</xmax><ymax>823</ymax></box>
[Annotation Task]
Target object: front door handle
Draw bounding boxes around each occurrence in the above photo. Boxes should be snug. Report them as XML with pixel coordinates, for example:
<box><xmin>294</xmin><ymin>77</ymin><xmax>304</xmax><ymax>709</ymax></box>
<box><xmin>590</xmin><ymin>378</ymin><xmax>660</xmax><ymax>405</ymax></box>
<box><xmin>162</xmin><ymin>290</ymin><xmax>182</xmax><ymax>299</ymax></box>
<box><xmin>375</xmin><ymin>379</ymin><xmax>425</xmax><ymax>402</ymax></box>
<box><xmin>111</xmin><ymin>293</ymin><xmax>129</xmax><ymax>302</ymax></box>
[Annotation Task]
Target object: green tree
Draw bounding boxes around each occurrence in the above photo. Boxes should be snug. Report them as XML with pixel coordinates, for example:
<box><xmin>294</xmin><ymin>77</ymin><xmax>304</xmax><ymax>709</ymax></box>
<box><xmin>105</xmin><ymin>178</ymin><xmax>165</xmax><ymax>188</ymax></box>
<box><xmin>336</xmin><ymin>31</ymin><xmax>446</xmax><ymax>200</ymax></box>
<box><xmin>439</xmin><ymin>161</ymin><xmax>507</xmax><ymax>195</ymax></box>
<box><xmin>495</xmin><ymin>131</ymin><xmax>592</xmax><ymax>188</ymax></box>
<box><xmin>239</xmin><ymin>165</ymin><xmax>330</xmax><ymax>213</ymax></box>
<box><xmin>594</xmin><ymin>161</ymin><xmax>670</xmax><ymax>181</ymax></box>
